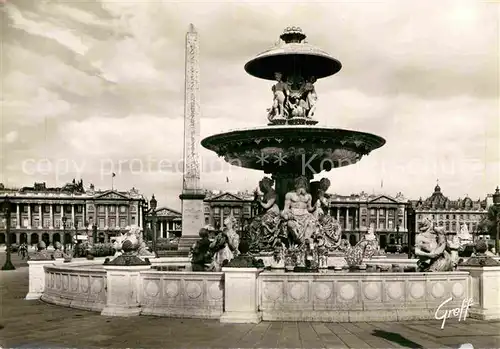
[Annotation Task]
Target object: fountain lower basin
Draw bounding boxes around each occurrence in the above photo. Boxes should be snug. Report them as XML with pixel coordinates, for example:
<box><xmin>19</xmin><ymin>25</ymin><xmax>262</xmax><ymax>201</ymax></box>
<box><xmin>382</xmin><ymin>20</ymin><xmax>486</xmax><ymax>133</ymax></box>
<box><xmin>30</xmin><ymin>256</ymin><xmax>496</xmax><ymax>322</ymax></box>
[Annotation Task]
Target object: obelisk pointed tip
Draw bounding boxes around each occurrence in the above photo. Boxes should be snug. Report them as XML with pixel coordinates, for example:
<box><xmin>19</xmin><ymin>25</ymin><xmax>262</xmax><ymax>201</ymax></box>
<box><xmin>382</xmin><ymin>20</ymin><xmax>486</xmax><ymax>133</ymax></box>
<box><xmin>188</xmin><ymin>23</ymin><xmax>196</xmax><ymax>33</ymax></box>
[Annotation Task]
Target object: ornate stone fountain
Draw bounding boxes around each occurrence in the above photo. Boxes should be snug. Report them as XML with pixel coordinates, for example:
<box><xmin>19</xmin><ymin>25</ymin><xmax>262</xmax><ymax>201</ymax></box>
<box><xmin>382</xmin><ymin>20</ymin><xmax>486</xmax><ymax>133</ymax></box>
<box><xmin>201</xmin><ymin>27</ymin><xmax>386</xmax><ymax>269</ymax></box>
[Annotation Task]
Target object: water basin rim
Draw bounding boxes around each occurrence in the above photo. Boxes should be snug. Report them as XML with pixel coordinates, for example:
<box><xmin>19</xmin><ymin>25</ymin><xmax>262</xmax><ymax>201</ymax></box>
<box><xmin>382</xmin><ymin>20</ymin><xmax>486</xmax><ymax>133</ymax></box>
<box><xmin>202</xmin><ymin>126</ymin><xmax>386</xmax><ymax>142</ymax></box>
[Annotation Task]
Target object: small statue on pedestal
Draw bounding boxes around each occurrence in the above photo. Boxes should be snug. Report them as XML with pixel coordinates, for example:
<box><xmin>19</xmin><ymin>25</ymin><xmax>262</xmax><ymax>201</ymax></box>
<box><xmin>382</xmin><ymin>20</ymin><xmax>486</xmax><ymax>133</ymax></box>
<box><xmin>53</xmin><ymin>241</ymin><xmax>70</xmax><ymax>259</ymax></box>
<box><xmin>267</xmin><ymin>72</ymin><xmax>289</xmax><ymax>122</ymax></box>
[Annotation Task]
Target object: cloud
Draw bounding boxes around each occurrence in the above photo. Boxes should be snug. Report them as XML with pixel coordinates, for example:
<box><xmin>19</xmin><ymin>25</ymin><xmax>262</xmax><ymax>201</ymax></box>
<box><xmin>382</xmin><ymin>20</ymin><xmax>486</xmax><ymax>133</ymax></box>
<box><xmin>1</xmin><ymin>0</ymin><xmax>498</xmax><ymax>210</ymax></box>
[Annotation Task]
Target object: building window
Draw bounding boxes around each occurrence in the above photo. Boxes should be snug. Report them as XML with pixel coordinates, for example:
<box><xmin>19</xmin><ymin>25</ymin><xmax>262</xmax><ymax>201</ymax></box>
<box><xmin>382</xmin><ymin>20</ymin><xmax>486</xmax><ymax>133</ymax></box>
<box><xmin>65</xmin><ymin>206</ymin><xmax>71</xmax><ymax>213</ymax></box>
<box><xmin>55</xmin><ymin>206</ymin><xmax>61</xmax><ymax>213</ymax></box>
<box><xmin>33</xmin><ymin>218</ymin><xmax>39</xmax><ymax>227</ymax></box>
<box><xmin>388</xmin><ymin>220</ymin><xmax>394</xmax><ymax>229</ymax></box>
<box><xmin>109</xmin><ymin>218</ymin><xmax>115</xmax><ymax>227</ymax></box>
<box><xmin>370</xmin><ymin>209</ymin><xmax>376</xmax><ymax>215</ymax></box>
<box><xmin>451</xmin><ymin>222</ymin><xmax>456</xmax><ymax>231</ymax></box>
<box><xmin>120</xmin><ymin>218</ymin><xmax>126</xmax><ymax>228</ymax></box>
<box><xmin>446</xmin><ymin>222</ymin><xmax>450</xmax><ymax>231</ymax></box>
<box><xmin>98</xmin><ymin>206</ymin><xmax>105</xmax><ymax>213</ymax></box>
<box><xmin>44</xmin><ymin>205</ymin><xmax>50</xmax><ymax>213</ymax></box>
<box><xmin>99</xmin><ymin>218</ymin><xmax>105</xmax><ymax>228</ymax></box>
<box><xmin>10</xmin><ymin>218</ymin><xmax>16</xmax><ymax>228</ymax></box>
<box><xmin>130</xmin><ymin>205</ymin><xmax>136</xmax><ymax>212</ymax></box>
<box><xmin>23</xmin><ymin>218</ymin><xmax>28</xmax><ymax>227</ymax></box>
<box><xmin>110</xmin><ymin>206</ymin><xmax>115</xmax><ymax>213</ymax></box>
<box><xmin>55</xmin><ymin>219</ymin><xmax>60</xmax><ymax>228</ymax></box>
<box><xmin>234</xmin><ymin>207</ymin><xmax>241</xmax><ymax>215</ymax></box>
<box><xmin>88</xmin><ymin>205</ymin><xmax>94</xmax><ymax>212</ymax></box>
<box><xmin>120</xmin><ymin>206</ymin><xmax>126</xmax><ymax>213</ymax></box>
<box><xmin>361</xmin><ymin>218</ymin><xmax>366</xmax><ymax>226</ymax></box>
<box><xmin>34</xmin><ymin>206</ymin><xmax>39</xmax><ymax>213</ymax></box>
<box><xmin>23</xmin><ymin>205</ymin><xmax>28</xmax><ymax>213</ymax></box>
<box><xmin>446</xmin><ymin>214</ymin><xmax>449</xmax><ymax>219</ymax></box>
<box><xmin>205</xmin><ymin>217</ymin><xmax>210</xmax><ymax>224</ymax></box>
<box><xmin>244</xmin><ymin>206</ymin><xmax>250</xmax><ymax>213</ymax></box>
<box><xmin>43</xmin><ymin>219</ymin><xmax>51</xmax><ymax>228</ymax></box>
<box><xmin>77</xmin><ymin>205</ymin><xmax>83</xmax><ymax>213</ymax></box>
<box><xmin>214</xmin><ymin>207</ymin><xmax>220</xmax><ymax>214</ymax></box>
<box><xmin>204</xmin><ymin>206</ymin><xmax>210</xmax><ymax>213</ymax></box>
<box><xmin>131</xmin><ymin>217</ymin><xmax>136</xmax><ymax>225</ymax></box>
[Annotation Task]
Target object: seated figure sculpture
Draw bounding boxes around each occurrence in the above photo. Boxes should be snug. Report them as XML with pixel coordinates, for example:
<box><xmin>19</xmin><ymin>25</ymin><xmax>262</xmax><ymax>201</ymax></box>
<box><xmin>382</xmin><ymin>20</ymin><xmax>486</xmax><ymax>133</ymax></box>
<box><xmin>313</xmin><ymin>178</ymin><xmax>347</xmax><ymax>251</ymax></box>
<box><xmin>246</xmin><ymin>177</ymin><xmax>282</xmax><ymax>251</ymax></box>
<box><xmin>190</xmin><ymin>228</ymin><xmax>213</xmax><ymax>271</ymax></box>
<box><xmin>344</xmin><ymin>224</ymin><xmax>379</xmax><ymax>267</ymax></box>
<box><xmin>282</xmin><ymin>176</ymin><xmax>318</xmax><ymax>245</ymax></box>
<box><xmin>415</xmin><ymin>215</ymin><xmax>458</xmax><ymax>271</ymax></box>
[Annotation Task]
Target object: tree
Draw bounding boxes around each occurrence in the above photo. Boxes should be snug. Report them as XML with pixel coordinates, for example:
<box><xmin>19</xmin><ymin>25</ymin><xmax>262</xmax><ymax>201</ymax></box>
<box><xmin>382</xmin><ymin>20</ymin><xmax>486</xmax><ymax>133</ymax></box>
<box><xmin>478</xmin><ymin>205</ymin><xmax>499</xmax><ymax>239</ymax></box>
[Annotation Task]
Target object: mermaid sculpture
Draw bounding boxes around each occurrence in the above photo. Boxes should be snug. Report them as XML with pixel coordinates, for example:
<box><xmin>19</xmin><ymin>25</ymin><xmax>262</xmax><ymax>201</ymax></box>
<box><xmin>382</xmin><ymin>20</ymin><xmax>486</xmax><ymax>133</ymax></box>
<box><xmin>415</xmin><ymin>215</ymin><xmax>459</xmax><ymax>271</ymax></box>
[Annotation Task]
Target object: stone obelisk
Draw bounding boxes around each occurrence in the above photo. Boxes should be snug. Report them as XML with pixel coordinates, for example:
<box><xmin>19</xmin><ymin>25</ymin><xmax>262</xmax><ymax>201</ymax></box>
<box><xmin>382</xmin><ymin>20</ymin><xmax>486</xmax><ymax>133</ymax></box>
<box><xmin>179</xmin><ymin>24</ymin><xmax>206</xmax><ymax>250</ymax></box>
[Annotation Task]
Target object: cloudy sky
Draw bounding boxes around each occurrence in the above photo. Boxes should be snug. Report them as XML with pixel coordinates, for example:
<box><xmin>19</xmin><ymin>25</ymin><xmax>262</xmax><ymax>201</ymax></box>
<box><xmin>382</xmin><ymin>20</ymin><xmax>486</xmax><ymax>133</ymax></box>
<box><xmin>1</xmin><ymin>0</ymin><xmax>499</xmax><ymax>209</ymax></box>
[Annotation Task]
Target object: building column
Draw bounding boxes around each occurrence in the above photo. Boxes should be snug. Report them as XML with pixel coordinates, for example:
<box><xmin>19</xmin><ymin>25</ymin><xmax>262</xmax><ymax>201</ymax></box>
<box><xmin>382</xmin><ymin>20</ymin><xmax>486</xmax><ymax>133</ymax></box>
<box><xmin>115</xmin><ymin>206</ymin><xmax>119</xmax><ymax>228</ymax></box>
<box><xmin>336</xmin><ymin>207</ymin><xmax>340</xmax><ymax>221</ymax></box>
<box><xmin>15</xmin><ymin>233</ymin><xmax>20</xmax><ymax>244</ymax></box>
<box><xmin>376</xmin><ymin>209</ymin><xmax>380</xmax><ymax>231</ymax></box>
<box><xmin>346</xmin><ymin>208</ymin><xmax>350</xmax><ymax>230</ymax></box>
<box><xmin>50</xmin><ymin>204</ymin><xmax>54</xmax><ymax>229</ymax></box>
<box><xmin>71</xmin><ymin>204</ymin><xmax>75</xmax><ymax>228</ymax></box>
<box><xmin>220</xmin><ymin>207</ymin><xmax>224</xmax><ymax>229</ymax></box>
<box><xmin>403</xmin><ymin>208</ymin><xmax>407</xmax><ymax>231</ymax></box>
<box><xmin>105</xmin><ymin>206</ymin><xmax>109</xmax><ymax>229</ymax></box>
<box><xmin>60</xmin><ymin>204</ymin><xmax>64</xmax><ymax>228</ymax></box>
<box><xmin>16</xmin><ymin>204</ymin><xmax>20</xmax><ymax>229</ymax></box>
<box><xmin>38</xmin><ymin>204</ymin><xmax>42</xmax><ymax>229</ymax></box>
<box><xmin>135</xmin><ymin>204</ymin><xmax>139</xmax><ymax>228</ymax></box>
<box><xmin>386</xmin><ymin>209</ymin><xmax>389</xmax><ymax>230</ymax></box>
<box><xmin>27</xmin><ymin>204</ymin><xmax>32</xmax><ymax>229</ymax></box>
<box><xmin>160</xmin><ymin>221</ymin><xmax>164</xmax><ymax>238</ymax></box>
<box><xmin>138</xmin><ymin>205</ymin><xmax>143</xmax><ymax>228</ymax></box>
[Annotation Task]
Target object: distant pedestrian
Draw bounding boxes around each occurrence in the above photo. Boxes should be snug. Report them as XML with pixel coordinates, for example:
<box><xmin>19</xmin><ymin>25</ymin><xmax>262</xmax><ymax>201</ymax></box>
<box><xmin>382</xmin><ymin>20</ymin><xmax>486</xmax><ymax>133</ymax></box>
<box><xmin>20</xmin><ymin>243</ymin><xmax>27</xmax><ymax>260</ymax></box>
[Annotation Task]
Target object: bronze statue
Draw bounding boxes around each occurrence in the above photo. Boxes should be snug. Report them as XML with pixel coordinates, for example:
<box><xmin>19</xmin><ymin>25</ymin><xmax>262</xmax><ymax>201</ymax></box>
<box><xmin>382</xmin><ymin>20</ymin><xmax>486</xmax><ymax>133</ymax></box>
<box><xmin>415</xmin><ymin>215</ymin><xmax>458</xmax><ymax>271</ymax></box>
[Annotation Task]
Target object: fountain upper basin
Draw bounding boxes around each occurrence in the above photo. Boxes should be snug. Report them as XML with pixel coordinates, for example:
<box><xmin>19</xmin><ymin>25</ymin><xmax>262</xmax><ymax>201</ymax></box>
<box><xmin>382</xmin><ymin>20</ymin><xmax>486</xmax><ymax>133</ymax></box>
<box><xmin>201</xmin><ymin>125</ymin><xmax>385</xmax><ymax>175</ymax></box>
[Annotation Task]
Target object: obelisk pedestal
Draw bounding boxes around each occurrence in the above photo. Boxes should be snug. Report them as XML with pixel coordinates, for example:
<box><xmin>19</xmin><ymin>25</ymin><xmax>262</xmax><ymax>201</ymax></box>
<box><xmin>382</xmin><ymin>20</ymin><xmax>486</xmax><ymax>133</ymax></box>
<box><xmin>179</xmin><ymin>24</ymin><xmax>205</xmax><ymax>252</ymax></box>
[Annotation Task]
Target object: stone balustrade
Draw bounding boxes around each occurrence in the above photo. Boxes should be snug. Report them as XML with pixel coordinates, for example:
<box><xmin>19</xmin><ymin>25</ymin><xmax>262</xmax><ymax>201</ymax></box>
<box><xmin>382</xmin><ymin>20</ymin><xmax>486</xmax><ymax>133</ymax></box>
<box><xmin>140</xmin><ymin>271</ymin><xmax>224</xmax><ymax>318</ymax></box>
<box><xmin>259</xmin><ymin>271</ymin><xmax>470</xmax><ymax>322</ymax></box>
<box><xmin>32</xmin><ymin>257</ymin><xmax>500</xmax><ymax>324</ymax></box>
<box><xmin>41</xmin><ymin>266</ymin><xmax>107</xmax><ymax>312</ymax></box>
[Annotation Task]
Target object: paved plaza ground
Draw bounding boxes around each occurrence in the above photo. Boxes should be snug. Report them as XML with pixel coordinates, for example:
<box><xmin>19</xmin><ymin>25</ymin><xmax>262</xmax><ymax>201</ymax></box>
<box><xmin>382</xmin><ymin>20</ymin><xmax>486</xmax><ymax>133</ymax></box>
<box><xmin>1</xmin><ymin>252</ymin><xmax>500</xmax><ymax>349</ymax></box>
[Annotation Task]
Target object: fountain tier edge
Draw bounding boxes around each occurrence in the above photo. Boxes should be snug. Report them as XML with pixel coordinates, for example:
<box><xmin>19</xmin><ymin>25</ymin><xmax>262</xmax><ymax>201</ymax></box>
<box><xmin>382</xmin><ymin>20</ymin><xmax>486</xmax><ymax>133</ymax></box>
<box><xmin>201</xmin><ymin>125</ymin><xmax>385</xmax><ymax>175</ymax></box>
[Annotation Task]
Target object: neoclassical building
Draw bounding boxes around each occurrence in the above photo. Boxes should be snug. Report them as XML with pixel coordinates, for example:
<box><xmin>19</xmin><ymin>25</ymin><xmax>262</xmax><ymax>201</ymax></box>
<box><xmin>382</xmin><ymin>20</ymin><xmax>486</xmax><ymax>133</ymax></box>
<box><xmin>144</xmin><ymin>207</ymin><xmax>182</xmax><ymax>239</ymax></box>
<box><xmin>203</xmin><ymin>190</ymin><xmax>257</xmax><ymax>231</ymax></box>
<box><xmin>0</xmin><ymin>181</ymin><xmax>147</xmax><ymax>246</ymax></box>
<box><xmin>326</xmin><ymin>191</ymin><xmax>409</xmax><ymax>248</ymax></box>
<box><xmin>410</xmin><ymin>183</ymin><xmax>488</xmax><ymax>235</ymax></box>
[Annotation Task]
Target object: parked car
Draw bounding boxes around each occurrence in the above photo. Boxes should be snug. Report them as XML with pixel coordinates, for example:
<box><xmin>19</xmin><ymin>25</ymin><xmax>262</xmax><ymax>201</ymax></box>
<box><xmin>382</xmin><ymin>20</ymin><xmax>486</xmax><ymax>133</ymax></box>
<box><xmin>5</xmin><ymin>244</ymin><xmax>19</xmax><ymax>253</ymax></box>
<box><xmin>385</xmin><ymin>244</ymin><xmax>403</xmax><ymax>254</ymax></box>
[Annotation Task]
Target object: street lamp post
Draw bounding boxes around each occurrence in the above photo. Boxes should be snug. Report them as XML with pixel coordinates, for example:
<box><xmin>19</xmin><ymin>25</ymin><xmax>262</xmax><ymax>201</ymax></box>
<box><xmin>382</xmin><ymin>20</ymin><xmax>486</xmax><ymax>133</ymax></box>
<box><xmin>150</xmin><ymin>195</ymin><xmax>158</xmax><ymax>257</ymax></box>
<box><xmin>407</xmin><ymin>204</ymin><xmax>416</xmax><ymax>259</ymax></box>
<box><xmin>85</xmin><ymin>221</ymin><xmax>90</xmax><ymax>246</ymax></box>
<box><xmin>2</xmin><ymin>197</ymin><xmax>15</xmax><ymax>271</ymax></box>
<box><xmin>493</xmin><ymin>186</ymin><xmax>500</xmax><ymax>256</ymax></box>
<box><xmin>62</xmin><ymin>216</ymin><xmax>67</xmax><ymax>252</ymax></box>
<box><xmin>92</xmin><ymin>223</ymin><xmax>97</xmax><ymax>244</ymax></box>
